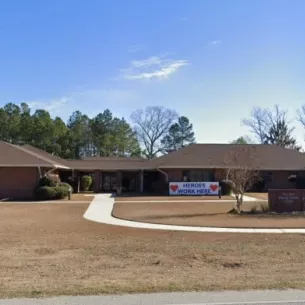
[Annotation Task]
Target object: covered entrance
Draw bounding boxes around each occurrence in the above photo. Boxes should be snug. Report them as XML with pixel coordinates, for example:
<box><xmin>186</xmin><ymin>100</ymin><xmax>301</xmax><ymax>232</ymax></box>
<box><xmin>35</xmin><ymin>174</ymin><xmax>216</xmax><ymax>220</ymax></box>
<box><xmin>122</xmin><ymin>171</ymin><xmax>139</xmax><ymax>192</ymax></box>
<box><xmin>101</xmin><ymin>172</ymin><xmax>117</xmax><ymax>192</ymax></box>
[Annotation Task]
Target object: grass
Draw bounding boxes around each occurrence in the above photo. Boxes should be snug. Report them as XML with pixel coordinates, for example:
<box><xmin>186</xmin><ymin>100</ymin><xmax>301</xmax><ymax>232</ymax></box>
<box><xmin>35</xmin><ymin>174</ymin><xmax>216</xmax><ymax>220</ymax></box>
<box><xmin>113</xmin><ymin>201</ymin><xmax>305</xmax><ymax>228</ymax></box>
<box><xmin>115</xmin><ymin>195</ymin><xmax>234</xmax><ymax>201</ymax></box>
<box><xmin>246</xmin><ymin>192</ymin><xmax>268</xmax><ymax>200</ymax></box>
<box><xmin>1</xmin><ymin>202</ymin><xmax>305</xmax><ymax>298</ymax></box>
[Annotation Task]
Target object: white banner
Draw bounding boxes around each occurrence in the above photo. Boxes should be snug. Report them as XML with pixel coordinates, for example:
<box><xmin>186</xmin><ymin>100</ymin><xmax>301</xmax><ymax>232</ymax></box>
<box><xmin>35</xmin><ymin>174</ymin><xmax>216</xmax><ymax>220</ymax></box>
<box><xmin>169</xmin><ymin>182</ymin><xmax>219</xmax><ymax>196</ymax></box>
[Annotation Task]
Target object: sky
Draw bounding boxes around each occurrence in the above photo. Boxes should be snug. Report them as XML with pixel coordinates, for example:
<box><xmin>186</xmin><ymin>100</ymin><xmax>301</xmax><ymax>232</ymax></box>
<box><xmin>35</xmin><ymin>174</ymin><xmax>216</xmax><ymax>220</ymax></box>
<box><xmin>1</xmin><ymin>0</ymin><xmax>305</xmax><ymax>144</ymax></box>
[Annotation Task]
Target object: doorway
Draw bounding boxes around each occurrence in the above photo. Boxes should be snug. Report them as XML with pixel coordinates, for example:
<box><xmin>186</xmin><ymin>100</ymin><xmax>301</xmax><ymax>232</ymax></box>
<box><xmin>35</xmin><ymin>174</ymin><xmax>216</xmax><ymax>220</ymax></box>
<box><xmin>101</xmin><ymin>172</ymin><xmax>117</xmax><ymax>192</ymax></box>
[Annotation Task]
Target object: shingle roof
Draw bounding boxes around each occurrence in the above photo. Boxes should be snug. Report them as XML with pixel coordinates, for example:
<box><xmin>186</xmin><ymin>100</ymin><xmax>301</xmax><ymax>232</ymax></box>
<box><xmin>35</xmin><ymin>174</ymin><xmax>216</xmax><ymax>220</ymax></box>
<box><xmin>0</xmin><ymin>141</ymin><xmax>67</xmax><ymax>168</ymax></box>
<box><xmin>22</xmin><ymin>144</ymin><xmax>69</xmax><ymax>168</ymax></box>
<box><xmin>1</xmin><ymin>142</ymin><xmax>305</xmax><ymax>171</ymax></box>
<box><xmin>151</xmin><ymin>144</ymin><xmax>305</xmax><ymax>171</ymax></box>
<box><xmin>65</xmin><ymin>157</ymin><xmax>153</xmax><ymax>171</ymax></box>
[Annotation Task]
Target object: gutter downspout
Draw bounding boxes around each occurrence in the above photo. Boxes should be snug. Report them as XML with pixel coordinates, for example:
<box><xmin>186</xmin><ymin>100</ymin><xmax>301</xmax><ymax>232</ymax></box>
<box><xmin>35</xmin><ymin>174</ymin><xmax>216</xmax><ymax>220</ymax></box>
<box><xmin>157</xmin><ymin>168</ymin><xmax>168</xmax><ymax>183</ymax></box>
<box><xmin>37</xmin><ymin>166</ymin><xmax>42</xmax><ymax>178</ymax></box>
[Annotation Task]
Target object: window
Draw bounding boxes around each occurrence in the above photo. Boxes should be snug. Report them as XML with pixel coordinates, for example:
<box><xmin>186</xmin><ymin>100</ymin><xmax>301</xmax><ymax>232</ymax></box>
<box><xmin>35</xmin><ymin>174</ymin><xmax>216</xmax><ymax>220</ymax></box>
<box><xmin>182</xmin><ymin>170</ymin><xmax>214</xmax><ymax>182</ymax></box>
<box><xmin>262</xmin><ymin>171</ymin><xmax>273</xmax><ymax>182</ymax></box>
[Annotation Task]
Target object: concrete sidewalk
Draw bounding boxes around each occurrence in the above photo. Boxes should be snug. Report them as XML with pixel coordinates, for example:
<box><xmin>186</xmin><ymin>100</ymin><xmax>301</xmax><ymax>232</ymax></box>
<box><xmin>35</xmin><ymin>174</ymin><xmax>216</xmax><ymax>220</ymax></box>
<box><xmin>2</xmin><ymin>290</ymin><xmax>305</xmax><ymax>305</ymax></box>
<box><xmin>83</xmin><ymin>194</ymin><xmax>305</xmax><ymax>234</ymax></box>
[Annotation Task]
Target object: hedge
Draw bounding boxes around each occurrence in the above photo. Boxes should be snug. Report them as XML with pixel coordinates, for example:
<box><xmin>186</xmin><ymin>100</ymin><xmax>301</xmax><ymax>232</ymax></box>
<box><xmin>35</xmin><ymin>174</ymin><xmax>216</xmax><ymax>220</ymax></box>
<box><xmin>34</xmin><ymin>186</ymin><xmax>58</xmax><ymax>200</ymax></box>
<box><xmin>220</xmin><ymin>179</ymin><xmax>234</xmax><ymax>195</ymax></box>
<box><xmin>37</xmin><ymin>174</ymin><xmax>60</xmax><ymax>188</ymax></box>
<box><xmin>81</xmin><ymin>175</ymin><xmax>92</xmax><ymax>191</ymax></box>
<box><xmin>58</xmin><ymin>182</ymin><xmax>73</xmax><ymax>193</ymax></box>
<box><xmin>34</xmin><ymin>186</ymin><xmax>70</xmax><ymax>201</ymax></box>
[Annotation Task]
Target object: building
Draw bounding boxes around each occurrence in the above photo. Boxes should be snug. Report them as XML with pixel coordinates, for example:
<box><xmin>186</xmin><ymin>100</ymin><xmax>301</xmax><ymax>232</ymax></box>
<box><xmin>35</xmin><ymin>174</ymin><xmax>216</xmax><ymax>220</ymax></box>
<box><xmin>1</xmin><ymin>140</ymin><xmax>305</xmax><ymax>199</ymax></box>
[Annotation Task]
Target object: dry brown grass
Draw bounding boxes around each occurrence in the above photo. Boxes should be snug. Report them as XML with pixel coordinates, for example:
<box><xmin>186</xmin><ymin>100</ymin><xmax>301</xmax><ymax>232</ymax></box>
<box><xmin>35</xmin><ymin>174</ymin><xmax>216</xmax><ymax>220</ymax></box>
<box><xmin>246</xmin><ymin>192</ymin><xmax>268</xmax><ymax>200</ymax></box>
<box><xmin>113</xmin><ymin>201</ymin><xmax>305</xmax><ymax>228</ymax></box>
<box><xmin>1</xmin><ymin>202</ymin><xmax>305</xmax><ymax>298</ymax></box>
<box><xmin>67</xmin><ymin>193</ymin><xmax>94</xmax><ymax>202</ymax></box>
<box><xmin>115</xmin><ymin>195</ymin><xmax>233</xmax><ymax>201</ymax></box>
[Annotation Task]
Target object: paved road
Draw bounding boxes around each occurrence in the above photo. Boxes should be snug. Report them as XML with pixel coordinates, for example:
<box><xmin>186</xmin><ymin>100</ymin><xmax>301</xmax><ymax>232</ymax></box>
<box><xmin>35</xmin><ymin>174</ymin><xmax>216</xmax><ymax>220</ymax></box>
<box><xmin>1</xmin><ymin>290</ymin><xmax>305</xmax><ymax>305</ymax></box>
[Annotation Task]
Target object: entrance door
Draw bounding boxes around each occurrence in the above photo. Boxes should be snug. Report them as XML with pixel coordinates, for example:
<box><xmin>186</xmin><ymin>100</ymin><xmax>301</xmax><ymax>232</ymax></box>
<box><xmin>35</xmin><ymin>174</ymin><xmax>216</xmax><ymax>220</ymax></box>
<box><xmin>102</xmin><ymin>172</ymin><xmax>117</xmax><ymax>192</ymax></box>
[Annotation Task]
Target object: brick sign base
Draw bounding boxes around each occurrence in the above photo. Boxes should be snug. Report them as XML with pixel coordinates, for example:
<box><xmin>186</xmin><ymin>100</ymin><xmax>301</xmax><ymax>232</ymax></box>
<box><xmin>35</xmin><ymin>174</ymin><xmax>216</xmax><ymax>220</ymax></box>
<box><xmin>268</xmin><ymin>189</ymin><xmax>305</xmax><ymax>213</ymax></box>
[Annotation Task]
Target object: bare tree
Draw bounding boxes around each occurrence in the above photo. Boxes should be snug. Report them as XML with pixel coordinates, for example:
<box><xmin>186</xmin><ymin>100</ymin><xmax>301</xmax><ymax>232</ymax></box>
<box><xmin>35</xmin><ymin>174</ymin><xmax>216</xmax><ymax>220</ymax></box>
<box><xmin>243</xmin><ymin>105</ymin><xmax>298</xmax><ymax>148</ymax></box>
<box><xmin>224</xmin><ymin>146</ymin><xmax>260</xmax><ymax>214</ymax></box>
<box><xmin>130</xmin><ymin>106</ymin><xmax>178</xmax><ymax>159</ymax></box>
<box><xmin>297</xmin><ymin>104</ymin><xmax>305</xmax><ymax>129</ymax></box>
<box><xmin>242</xmin><ymin>107</ymin><xmax>270</xmax><ymax>143</ymax></box>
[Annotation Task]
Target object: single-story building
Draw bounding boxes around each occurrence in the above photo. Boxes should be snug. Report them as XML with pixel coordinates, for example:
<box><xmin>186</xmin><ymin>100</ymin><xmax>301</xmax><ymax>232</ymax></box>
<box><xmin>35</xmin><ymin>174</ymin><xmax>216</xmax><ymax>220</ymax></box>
<box><xmin>1</xmin><ymin>140</ymin><xmax>305</xmax><ymax>199</ymax></box>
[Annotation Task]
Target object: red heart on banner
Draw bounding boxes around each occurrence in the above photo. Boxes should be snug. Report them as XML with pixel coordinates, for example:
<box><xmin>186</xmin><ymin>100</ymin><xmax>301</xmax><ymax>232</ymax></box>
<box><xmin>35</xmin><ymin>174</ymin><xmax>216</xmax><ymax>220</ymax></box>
<box><xmin>210</xmin><ymin>184</ymin><xmax>218</xmax><ymax>192</ymax></box>
<box><xmin>170</xmin><ymin>184</ymin><xmax>179</xmax><ymax>192</ymax></box>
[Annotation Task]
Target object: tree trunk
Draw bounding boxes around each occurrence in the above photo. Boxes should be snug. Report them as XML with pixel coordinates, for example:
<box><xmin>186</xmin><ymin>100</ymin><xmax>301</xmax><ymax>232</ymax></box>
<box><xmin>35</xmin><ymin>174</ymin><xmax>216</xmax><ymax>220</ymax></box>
<box><xmin>235</xmin><ymin>193</ymin><xmax>243</xmax><ymax>214</ymax></box>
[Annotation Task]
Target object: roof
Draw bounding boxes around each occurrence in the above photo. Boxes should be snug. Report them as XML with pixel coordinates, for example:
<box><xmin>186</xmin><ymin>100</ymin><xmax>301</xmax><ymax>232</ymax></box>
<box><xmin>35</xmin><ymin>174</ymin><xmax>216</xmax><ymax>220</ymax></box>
<box><xmin>1</xmin><ymin>142</ymin><xmax>305</xmax><ymax>171</ymax></box>
<box><xmin>151</xmin><ymin>144</ymin><xmax>305</xmax><ymax>171</ymax></box>
<box><xmin>22</xmin><ymin>144</ymin><xmax>69</xmax><ymax>168</ymax></box>
<box><xmin>0</xmin><ymin>141</ymin><xmax>68</xmax><ymax>168</ymax></box>
<box><xmin>65</xmin><ymin>157</ymin><xmax>153</xmax><ymax>171</ymax></box>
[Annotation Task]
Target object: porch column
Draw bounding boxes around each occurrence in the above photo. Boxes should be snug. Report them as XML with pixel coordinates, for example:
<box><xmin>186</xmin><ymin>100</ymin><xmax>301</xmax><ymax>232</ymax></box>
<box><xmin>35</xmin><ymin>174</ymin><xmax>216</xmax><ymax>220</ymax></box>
<box><xmin>116</xmin><ymin>171</ymin><xmax>122</xmax><ymax>195</ymax></box>
<box><xmin>93</xmin><ymin>170</ymin><xmax>100</xmax><ymax>193</ymax></box>
<box><xmin>140</xmin><ymin>170</ymin><xmax>144</xmax><ymax>193</ymax></box>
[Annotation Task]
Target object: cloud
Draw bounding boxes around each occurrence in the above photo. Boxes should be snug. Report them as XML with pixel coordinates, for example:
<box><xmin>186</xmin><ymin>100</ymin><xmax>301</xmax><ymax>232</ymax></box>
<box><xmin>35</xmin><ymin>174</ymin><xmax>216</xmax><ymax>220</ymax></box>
<box><xmin>121</xmin><ymin>55</ymin><xmax>189</xmax><ymax>81</ymax></box>
<box><xmin>128</xmin><ymin>44</ymin><xmax>146</xmax><ymax>53</ymax></box>
<box><xmin>27</xmin><ymin>96</ymin><xmax>72</xmax><ymax>113</ymax></box>
<box><xmin>205</xmin><ymin>40</ymin><xmax>222</xmax><ymax>48</ymax></box>
<box><xmin>24</xmin><ymin>88</ymin><xmax>140</xmax><ymax>120</ymax></box>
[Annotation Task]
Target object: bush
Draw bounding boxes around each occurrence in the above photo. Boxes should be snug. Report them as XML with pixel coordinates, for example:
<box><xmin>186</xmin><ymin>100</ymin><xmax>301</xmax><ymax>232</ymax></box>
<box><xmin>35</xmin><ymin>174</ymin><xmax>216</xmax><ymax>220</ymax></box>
<box><xmin>34</xmin><ymin>186</ymin><xmax>57</xmax><ymax>200</ymax></box>
<box><xmin>220</xmin><ymin>179</ymin><xmax>234</xmax><ymax>195</ymax></box>
<box><xmin>58</xmin><ymin>182</ymin><xmax>73</xmax><ymax>193</ymax></box>
<box><xmin>38</xmin><ymin>174</ymin><xmax>60</xmax><ymax>187</ymax></box>
<box><xmin>80</xmin><ymin>175</ymin><xmax>92</xmax><ymax>191</ymax></box>
<box><xmin>54</xmin><ymin>186</ymin><xmax>69</xmax><ymax>199</ymax></box>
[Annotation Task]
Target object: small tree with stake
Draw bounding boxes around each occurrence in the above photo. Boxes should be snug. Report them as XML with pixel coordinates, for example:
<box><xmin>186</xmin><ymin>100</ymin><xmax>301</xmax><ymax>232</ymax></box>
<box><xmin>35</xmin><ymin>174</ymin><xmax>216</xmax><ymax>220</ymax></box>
<box><xmin>224</xmin><ymin>146</ymin><xmax>260</xmax><ymax>214</ymax></box>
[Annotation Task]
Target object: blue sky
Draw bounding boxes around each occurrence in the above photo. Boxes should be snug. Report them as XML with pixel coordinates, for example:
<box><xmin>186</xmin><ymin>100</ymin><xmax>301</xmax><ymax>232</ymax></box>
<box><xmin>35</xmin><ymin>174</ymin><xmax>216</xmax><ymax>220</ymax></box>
<box><xmin>1</xmin><ymin>0</ymin><xmax>305</xmax><ymax>144</ymax></box>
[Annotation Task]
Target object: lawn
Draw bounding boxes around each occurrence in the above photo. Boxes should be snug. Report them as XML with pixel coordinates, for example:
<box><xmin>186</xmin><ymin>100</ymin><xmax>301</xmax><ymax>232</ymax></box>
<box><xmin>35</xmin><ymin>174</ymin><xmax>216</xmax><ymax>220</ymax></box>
<box><xmin>246</xmin><ymin>192</ymin><xmax>268</xmax><ymax>200</ymax></box>
<box><xmin>1</xmin><ymin>202</ymin><xmax>305</xmax><ymax>298</ymax></box>
<box><xmin>115</xmin><ymin>195</ymin><xmax>234</xmax><ymax>201</ymax></box>
<box><xmin>113</xmin><ymin>201</ymin><xmax>305</xmax><ymax>228</ymax></box>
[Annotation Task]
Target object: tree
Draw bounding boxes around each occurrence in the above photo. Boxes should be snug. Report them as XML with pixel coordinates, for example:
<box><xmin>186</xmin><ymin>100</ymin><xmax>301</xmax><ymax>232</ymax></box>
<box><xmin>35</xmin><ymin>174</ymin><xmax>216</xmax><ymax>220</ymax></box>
<box><xmin>109</xmin><ymin>118</ymin><xmax>141</xmax><ymax>157</ymax></box>
<box><xmin>161</xmin><ymin>116</ymin><xmax>195</xmax><ymax>153</ymax></box>
<box><xmin>67</xmin><ymin>111</ymin><xmax>92</xmax><ymax>159</ymax></box>
<box><xmin>243</xmin><ymin>105</ymin><xmax>299</xmax><ymax>149</ymax></box>
<box><xmin>30</xmin><ymin>109</ymin><xmax>56</xmax><ymax>152</ymax></box>
<box><xmin>2</xmin><ymin>103</ymin><xmax>21</xmax><ymax>144</ymax></box>
<box><xmin>131</xmin><ymin>106</ymin><xmax>178</xmax><ymax>159</ymax></box>
<box><xmin>230</xmin><ymin>136</ymin><xmax>253</xmax><ymax>144</ymax></box>
<box><xmin>242</xmin><ymin>107</ymin><xmax>269</xmax><ymax>143</ymax></box>
<box><xmin>264</xmin><ymin>118</ymin><xmax>300</xmax><ymax>150</ymax></box>
<box><xmin>224</xmin><ymin>146</ymin><xmax>260</xmax><ymax>214</ymax></box>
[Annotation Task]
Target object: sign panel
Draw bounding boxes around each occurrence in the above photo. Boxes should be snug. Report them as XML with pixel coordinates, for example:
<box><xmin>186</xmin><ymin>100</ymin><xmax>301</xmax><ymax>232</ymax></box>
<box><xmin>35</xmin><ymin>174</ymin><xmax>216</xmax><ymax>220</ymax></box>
<box><xmin>268</xmin><ymin>189</ymin><xmax>304</xmax><ymax>212</ymax></box>
<box><xmin>169</xmin><ymin>182</ymin><xmax>219</xmax><ymax>196</ymax></box>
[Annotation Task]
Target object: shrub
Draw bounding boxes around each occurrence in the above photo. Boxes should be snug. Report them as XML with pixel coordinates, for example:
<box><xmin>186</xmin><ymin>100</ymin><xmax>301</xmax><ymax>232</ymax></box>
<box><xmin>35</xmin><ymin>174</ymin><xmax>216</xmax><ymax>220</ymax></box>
<box><xmin>58</xmin><ymin>182</ymin><xmax>73</xmax><ymax>193</ymax></box>
<box><xmin>54</xmin><ymin>186</ymin><xmax>69</xmax><ymax>199</ymax></box>
<box><xmin>80</xmin><ymin>175</ymin><xmax>92</xmax><ymax>191</ymax></box>
<box><xmin>38</xmin><ymin>174</ymin><xmax>60</xmax><ymax>187</ymax></box>
<box><xmin>34</xmin><ymin>186</ymin><xmax>57</xmax><ymax>200</ymax></box>
<box><xmin>220</xmin><ymin>179</ymin><xmax>234</xmax><ymax>195</ymax></box>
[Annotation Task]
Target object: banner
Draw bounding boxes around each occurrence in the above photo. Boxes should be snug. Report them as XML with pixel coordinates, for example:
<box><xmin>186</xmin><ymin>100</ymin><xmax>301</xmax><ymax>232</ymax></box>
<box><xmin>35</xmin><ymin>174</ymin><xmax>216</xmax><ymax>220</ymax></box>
<box><xmin>169</xmin><ymin>182</ymin><xmax>219</xmax><ymax>196</ymax></box>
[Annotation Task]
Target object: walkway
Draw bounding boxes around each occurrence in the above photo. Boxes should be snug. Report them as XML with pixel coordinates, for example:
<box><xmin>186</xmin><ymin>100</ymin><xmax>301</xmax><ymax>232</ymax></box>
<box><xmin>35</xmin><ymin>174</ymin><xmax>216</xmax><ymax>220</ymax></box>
<box><xmin>83</xmin><ymin>194</ymin><xmax>305</xmax><ymax>234</ymax></box>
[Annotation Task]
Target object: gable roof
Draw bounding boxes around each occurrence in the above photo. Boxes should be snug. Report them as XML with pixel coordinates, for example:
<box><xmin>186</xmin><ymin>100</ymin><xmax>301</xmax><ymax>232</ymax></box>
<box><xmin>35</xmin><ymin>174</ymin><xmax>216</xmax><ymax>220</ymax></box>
<box><xmin>1</xmin><ymin>141</ymin><xmax>305</xmax><ymax>171</ymax></box>
<box><xmin>65</xmin><ymin>157</ymin><xmax>153</xmax><ymax>171</ymax></box>
<box><xmin>151</xmin><ymin>144</ymin><xmax>305</xmax><ymax>171</ymax></box>
<box><xmin>0</xmin><ymin>141</ymin><xmax>68</xmax><ymax>168</ymax></box>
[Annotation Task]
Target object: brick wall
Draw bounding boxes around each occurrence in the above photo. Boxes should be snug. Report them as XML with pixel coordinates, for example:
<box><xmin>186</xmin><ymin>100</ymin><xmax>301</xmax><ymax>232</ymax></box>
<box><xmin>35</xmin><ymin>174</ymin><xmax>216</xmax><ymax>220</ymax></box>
<box><xmin>0</xmin><ymin>167</ymin><xmax>41</xmax><ymax>199</ymax></box>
